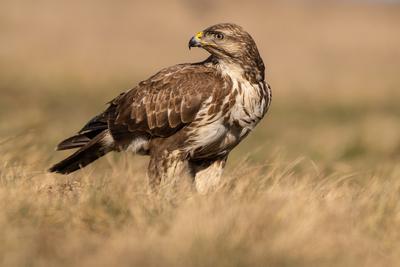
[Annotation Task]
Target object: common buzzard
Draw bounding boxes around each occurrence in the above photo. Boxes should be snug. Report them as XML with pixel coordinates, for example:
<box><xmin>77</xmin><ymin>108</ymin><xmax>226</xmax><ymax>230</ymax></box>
<box><xmin>49</xmin><ymin>23</ymin><xmax>272</xmax><ymax>193</ymax></box>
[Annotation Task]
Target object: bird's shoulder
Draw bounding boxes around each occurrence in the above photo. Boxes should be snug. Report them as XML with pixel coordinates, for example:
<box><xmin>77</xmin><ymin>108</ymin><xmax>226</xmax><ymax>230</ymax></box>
<box><xmin>110</xmin><ymin>63</ymin><xmax>223</xmax><ymax>104</ymax></box>
<box><xmin>139</xmin><ymin>63</ymin><xmax>223</xmax><ymax>93</ymax></box>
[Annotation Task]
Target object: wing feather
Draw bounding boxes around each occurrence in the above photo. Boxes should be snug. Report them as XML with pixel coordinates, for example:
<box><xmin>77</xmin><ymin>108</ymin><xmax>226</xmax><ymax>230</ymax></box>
<box><xmin>107</xmin><ymin>64</ymin><xmax>226</xmax><ymax>139</ymax></box>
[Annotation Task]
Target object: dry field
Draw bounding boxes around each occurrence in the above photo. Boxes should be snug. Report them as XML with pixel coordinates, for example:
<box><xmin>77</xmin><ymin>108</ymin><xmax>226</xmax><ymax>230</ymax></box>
<box><xmin>1</xmin><ymin>1</ymin><xmax>400</xmax><ymax>266</ymax></box>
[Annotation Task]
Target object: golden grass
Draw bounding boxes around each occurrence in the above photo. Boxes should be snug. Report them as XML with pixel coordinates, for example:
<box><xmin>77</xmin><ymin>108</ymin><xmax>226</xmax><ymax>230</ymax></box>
<box><xmin>1</xmin><ymin>150</ymin><xmax>400</xmax><ymax>266</ymax></box>
<box><xmin>1</xmin><ymin>1</ymin><xmax>400</xmax><ymax>266</ymax></box>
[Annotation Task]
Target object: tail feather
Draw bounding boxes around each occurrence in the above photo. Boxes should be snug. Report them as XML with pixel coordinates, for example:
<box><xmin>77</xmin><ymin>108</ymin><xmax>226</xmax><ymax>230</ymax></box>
<box><xmin>56</xmin><ymin>134</ymin><xmax>91</xmax><ymax>150</ymax></box>
<box><xmin>49</xmin><ymin>131</ymin><xmax>113</xmax><ymax>174</ymax></box>
<box><xmin>56</xmin><ymin>114</ymin><xmax>108</xmax><ymax>151</ymax></box>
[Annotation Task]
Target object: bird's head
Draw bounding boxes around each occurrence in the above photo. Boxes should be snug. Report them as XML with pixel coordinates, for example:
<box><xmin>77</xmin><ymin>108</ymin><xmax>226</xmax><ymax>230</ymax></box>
<box><xmin>188</xmin><ymin>23</ymin><xmax>263</xmax><ymax>67</ymax></box>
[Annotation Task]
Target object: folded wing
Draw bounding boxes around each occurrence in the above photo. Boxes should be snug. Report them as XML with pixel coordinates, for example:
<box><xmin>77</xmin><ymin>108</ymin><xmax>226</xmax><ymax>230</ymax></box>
<box><xmin>107</xmin><ymin>64</ymin><xmax>228</xmax><ymax>140</ymax></box>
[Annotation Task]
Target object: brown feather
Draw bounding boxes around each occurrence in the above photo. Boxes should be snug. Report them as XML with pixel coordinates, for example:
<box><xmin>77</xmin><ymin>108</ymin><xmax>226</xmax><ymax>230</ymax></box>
<box><xmin>107</xmin><ymin>64</ymin><xmax>225</xmax><ymax>140</ymax></box>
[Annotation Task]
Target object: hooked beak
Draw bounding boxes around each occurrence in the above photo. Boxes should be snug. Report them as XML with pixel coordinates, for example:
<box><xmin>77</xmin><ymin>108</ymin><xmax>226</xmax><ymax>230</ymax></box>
<box><xmin>188</xmin><ymin>31</ymin><xmax>203</xmax><ymax>49</ymax></box>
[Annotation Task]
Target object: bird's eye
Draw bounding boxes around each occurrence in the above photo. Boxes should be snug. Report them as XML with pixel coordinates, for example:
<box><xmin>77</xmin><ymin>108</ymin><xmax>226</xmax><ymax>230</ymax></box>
<box><xmin>214</xmin><ymin>33</ymin><xmax>224</xmax><ymax>40</ymax></box>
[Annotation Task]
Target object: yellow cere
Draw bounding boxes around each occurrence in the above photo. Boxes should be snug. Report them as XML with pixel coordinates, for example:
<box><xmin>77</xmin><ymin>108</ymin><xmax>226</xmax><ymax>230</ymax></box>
<box><xmin>195</xmin><ymin>31</ymin><xmax>203</xmax><ymax>39</ymax></box>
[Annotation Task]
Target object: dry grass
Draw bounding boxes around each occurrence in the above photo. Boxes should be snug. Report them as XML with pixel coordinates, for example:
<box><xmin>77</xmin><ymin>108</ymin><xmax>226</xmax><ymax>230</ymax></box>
<box><xmin>1</xmin><ymin>151</ymin><xmax>400</xmax><ymax>266</ymax></box>
<box><xmin>1</xmin><ymin>0</ymin><xmax>400</xmax><ymax>266</ymax></box>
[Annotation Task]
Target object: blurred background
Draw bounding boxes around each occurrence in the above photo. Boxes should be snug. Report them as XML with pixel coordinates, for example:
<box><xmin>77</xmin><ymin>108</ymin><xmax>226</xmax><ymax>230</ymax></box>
<box><xmin>1</xmin><ymin>2</ymin><xmax>400</xmax><ymax>266</ymax></box>
<box><xmin>1</xmin><ymin>0</ymin><xmax>399</xmax><ymax>172</ymax></box>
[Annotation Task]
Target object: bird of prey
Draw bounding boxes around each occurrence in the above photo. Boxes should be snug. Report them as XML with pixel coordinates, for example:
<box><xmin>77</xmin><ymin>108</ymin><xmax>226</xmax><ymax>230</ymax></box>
<box><xmin>49</xmin><ymin>23</ymin><xmax>272</xmax><ymax>193</ymax></box>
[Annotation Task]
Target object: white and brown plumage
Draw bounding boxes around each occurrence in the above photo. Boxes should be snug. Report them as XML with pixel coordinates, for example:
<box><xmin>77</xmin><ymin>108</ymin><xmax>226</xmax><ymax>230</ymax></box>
<box><xmin>49</xmin><ymin>23</ymin><xmax>272</xmax><ymax>192</ymax></box>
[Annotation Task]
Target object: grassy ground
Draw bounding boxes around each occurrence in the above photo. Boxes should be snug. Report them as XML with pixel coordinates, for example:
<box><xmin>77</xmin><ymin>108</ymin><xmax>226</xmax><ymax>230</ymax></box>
<box><xmin>1</xmin><ymin>1</ymin><xmax>400</xmax><ymax>266</ymax></box>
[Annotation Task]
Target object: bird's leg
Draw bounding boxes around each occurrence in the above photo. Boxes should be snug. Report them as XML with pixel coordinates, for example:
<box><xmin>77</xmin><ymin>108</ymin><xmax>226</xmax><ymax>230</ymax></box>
<box><xmin>148</xmin><ymin>149</ymin><xmax>194</xmax><ymax>193</ymax></box>
<box><xmin>191</xmin><ymin>155</ymin><xmax>228</xmax><ymax>194</ymax></box>
<box><xmin>165</xmin><ymin>150</ymin><xmax>194</xmax><ymax>190</ymax></box>
<box><xmin>147</xmin><ymin>154</ymin><xmax>163</xmax><ymax>190</ymax></box>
